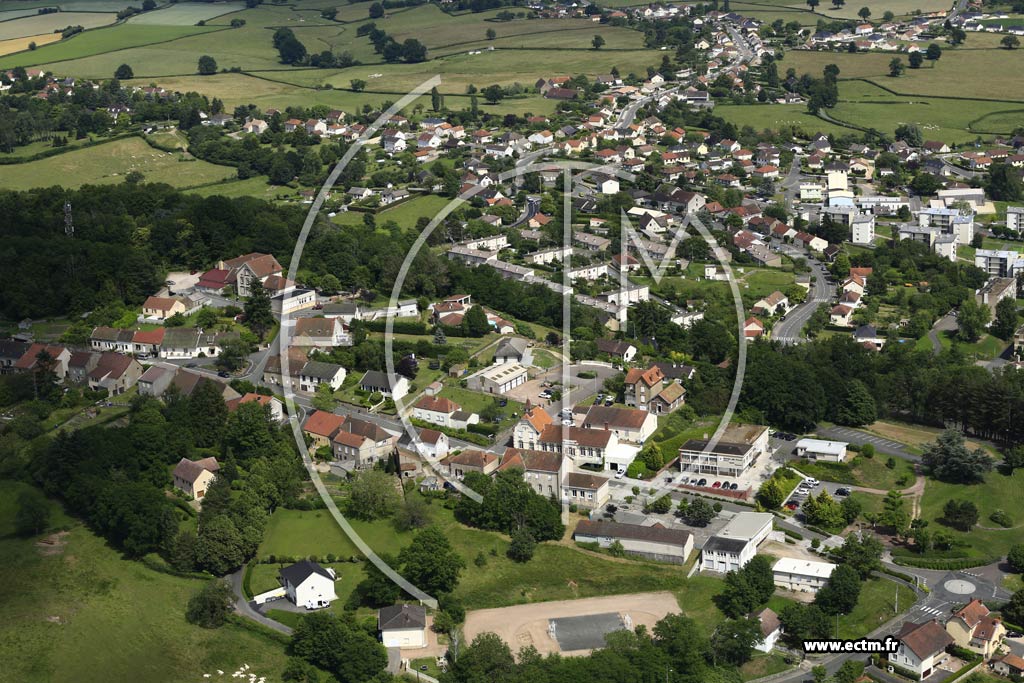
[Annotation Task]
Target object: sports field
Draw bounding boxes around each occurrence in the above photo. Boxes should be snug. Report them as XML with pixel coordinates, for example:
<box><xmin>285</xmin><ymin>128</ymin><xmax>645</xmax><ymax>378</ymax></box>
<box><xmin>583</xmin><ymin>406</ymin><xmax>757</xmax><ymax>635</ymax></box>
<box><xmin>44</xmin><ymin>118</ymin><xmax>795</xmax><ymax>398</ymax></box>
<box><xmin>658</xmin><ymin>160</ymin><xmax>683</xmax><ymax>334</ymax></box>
<box><xmin>0</xmin><ymin>137</ymin><xmax>237</xmax><ymax>191</ymax></box>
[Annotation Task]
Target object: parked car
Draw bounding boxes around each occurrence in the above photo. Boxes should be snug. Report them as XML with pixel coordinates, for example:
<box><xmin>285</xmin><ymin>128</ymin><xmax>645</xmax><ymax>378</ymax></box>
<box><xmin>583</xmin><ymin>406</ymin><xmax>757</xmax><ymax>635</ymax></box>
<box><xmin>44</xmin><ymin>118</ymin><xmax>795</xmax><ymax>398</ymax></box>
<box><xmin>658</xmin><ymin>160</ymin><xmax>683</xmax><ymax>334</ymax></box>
<box><xmin>835</xmin><ymin>487</ymin><xmax>851</xmax><ymax>496</ymax></box>
<box><xmin>615</xmin><ymin>469</ymin><xmax>625</xmax><ymax>479</ymax></box>
<box><xmin>217</xmin><ymin>370</ymin><xmax>230</xmax><ymax>378</ymax></box>
<box><xmin>604</xmin><ymin>397</ymin><xmax>614</xmax><ymax>406</ymax></box>
<box><xmin>539</xmin><ymin>391</ymin><xmax>552</xmax><ymax>399</ymax></box>
<box><xmin>729</xmin><ymin>482</ymin><xmax>739</xmax><ymax>490</ymax></box>
<box><xmin>697</xmin><ymin>478</ymin><xmax>707</xmax><ymax>487</ymax></box>
<box><xmin>785</xmin><ymin>502</ymin><xmax>799</xmax><ymax>510</ymax></box>
<box><xmin>711</xmin><ymin>481</ymin><xmax>721</xmax><ymax>489</ymax></box>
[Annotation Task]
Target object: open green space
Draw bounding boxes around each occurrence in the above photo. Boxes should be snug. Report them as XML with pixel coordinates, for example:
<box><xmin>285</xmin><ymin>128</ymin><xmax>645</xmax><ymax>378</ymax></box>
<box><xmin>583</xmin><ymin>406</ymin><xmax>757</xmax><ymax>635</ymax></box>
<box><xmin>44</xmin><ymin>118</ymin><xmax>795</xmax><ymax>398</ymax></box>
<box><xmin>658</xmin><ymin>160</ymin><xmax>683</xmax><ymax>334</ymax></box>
<box><xmin>0</xmin><ymin>480</ymin><xmax>289</xmax><ymax>683</ymax></box>
<box><xmin>917</xmin><ymin>468</ymin><xmax>1024</xmax><ymax>560</ymax></box>
<box><xmin>837</xmin><ymin>578</ymin><xmax>916</xmax><ymax>639</ymax></box>
<box><xmin>256</xmin><ymin>497</ymin><xmax>697</xmax><ymax>612</ymax></box>
<box><xmin>127</xmin><ymin>2</ymin><xmax>246</xmax><ymax>25</ymax></box>
<box><xmin>0</xmin><ymin>137</ymin><xmax>236</xmax><ymax>191</ymax></box>
<box><xmin>0</xmin><ymin>11</ymin><xmax>116</xmax><ymax>40</ymax></box>
<box><xmin>790</xmin><ymin>453</ymin><xmax>915</xmax><ymax>491</ymax></box>
<box><xmin>333</xmin><ymin>194</ymin><xmax>454</xmax><ymax>229</ymax></box>
<box><xmin>0</xmin><ymin>22</ymin><xmax>222</xmax><ymax>68</ymax></box>
<box><xmin>740</xmin><ymin>653</ymin><xmax>793</xmax><ymax>681</ymax></box>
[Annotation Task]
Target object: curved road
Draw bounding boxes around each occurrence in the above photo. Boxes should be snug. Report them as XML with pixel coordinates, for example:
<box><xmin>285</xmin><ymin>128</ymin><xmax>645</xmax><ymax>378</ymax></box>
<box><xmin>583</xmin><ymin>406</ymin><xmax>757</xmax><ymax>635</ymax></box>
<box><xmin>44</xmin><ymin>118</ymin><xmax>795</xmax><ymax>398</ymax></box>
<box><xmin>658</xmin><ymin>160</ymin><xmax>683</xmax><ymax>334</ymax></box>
<box><xmin>773</xmin><ymin>257</ymin><xmax>832</xmax><ymax>343</ymax></box>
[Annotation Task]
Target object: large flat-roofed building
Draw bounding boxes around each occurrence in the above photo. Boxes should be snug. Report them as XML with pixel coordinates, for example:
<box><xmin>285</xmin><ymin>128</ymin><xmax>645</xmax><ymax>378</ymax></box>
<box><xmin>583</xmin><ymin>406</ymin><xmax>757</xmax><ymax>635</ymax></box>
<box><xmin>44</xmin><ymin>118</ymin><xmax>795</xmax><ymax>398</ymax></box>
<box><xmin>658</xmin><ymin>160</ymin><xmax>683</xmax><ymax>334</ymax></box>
<box><xmin>772</xmin><ymin>557</ymin><xmax>836</xmax><ymax>593</ymax></box>
<box><xmin>466</xmin><ymin>362</ymin><xmax>528</xmax><ymax>395</ymax></box>
<box><xmin>678</xmin><ymin>424</ymin><xmax>769</xmax><ymax>477</ymax></box>
<box><xmin>700</xmin><ymin>512</ymin><xmax>773</xmax><ymax>573</ymax></box>
<box><xmin>975</xmin><ymin>249</ymin><xmax>1021</xmax><ymax>278</ymax></box>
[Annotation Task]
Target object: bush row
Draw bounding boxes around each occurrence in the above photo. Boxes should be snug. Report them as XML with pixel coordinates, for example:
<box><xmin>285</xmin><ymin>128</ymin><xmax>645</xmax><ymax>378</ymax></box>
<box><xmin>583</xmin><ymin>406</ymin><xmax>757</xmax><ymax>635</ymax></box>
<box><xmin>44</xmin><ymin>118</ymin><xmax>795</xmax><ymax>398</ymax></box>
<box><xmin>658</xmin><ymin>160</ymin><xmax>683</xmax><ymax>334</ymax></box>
<box><xmin>892</xmin><ymin>555</ymin><xmax>1000</xmax><ymax>570</ymax></box>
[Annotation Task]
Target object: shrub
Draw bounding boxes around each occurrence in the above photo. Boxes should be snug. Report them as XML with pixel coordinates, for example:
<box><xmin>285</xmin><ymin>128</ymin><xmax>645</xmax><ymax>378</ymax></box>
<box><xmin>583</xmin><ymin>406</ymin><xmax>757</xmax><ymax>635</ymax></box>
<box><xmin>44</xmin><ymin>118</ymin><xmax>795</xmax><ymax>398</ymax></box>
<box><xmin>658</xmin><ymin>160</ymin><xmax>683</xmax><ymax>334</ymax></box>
<box><xmin>991</xmin><ymin>510</ymin><xmax>1013</xmax><ymax>528</ymax></box>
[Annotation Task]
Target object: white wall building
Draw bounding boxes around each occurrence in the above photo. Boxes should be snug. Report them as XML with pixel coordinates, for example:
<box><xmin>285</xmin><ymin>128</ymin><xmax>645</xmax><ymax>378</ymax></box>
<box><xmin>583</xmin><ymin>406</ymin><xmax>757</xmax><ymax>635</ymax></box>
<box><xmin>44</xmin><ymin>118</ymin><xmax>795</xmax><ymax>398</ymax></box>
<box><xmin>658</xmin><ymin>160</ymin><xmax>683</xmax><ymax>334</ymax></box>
<box><xmin>772</xmin><ymin>557</ymin><xmax>836</xmax><ymax>593</ymax></box>
<box><xmin>700</xmin><ymin>512</ymin><xmax>773</xmax><ymax>573</ymax></box>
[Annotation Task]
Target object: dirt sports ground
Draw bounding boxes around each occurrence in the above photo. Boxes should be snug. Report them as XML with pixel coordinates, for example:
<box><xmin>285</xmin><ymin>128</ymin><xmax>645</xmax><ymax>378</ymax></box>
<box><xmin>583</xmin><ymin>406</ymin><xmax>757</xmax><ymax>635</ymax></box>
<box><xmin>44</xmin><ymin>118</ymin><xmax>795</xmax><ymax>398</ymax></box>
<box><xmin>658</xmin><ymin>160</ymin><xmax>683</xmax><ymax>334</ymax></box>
<box><xmin>462</xmin><ymin>592</ymin><xmax>679</xmax><ymax>657</ymax></box>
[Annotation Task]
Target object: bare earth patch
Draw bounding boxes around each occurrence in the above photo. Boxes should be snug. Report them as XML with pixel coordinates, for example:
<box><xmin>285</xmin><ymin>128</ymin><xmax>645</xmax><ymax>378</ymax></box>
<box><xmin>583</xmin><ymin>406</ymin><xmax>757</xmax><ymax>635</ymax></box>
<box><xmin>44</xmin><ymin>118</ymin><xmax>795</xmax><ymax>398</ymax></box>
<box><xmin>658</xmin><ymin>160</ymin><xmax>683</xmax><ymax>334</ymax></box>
<box><xmin>35</xmin><ymin>531</ymin><xmax>69</xmax><ymax>556</ymax></box>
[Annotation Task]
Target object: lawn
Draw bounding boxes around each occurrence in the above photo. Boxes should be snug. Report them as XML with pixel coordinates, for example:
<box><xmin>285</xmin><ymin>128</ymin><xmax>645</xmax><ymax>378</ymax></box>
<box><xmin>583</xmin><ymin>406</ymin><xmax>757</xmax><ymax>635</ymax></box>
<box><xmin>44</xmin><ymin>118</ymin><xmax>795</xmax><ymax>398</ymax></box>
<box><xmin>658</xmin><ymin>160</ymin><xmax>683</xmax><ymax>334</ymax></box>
<box><xmin>438</xmin><ymin>384</ymin><xmax>523</xmax><ymax>429</ymax></box>
<box><xmin>917</xmin><ymin>469</ymin><xmax>1024</xmax><ymax>560</ymax></box>
<box><xmin>0</xmin><ymin>480</ymin><xmax>290</xmax><ymax>683</ymax></box>
<box><xmin>531</xmin><ymin>349</ymin><xmax>560</xmax><ymax>369</ymax></box>
<box><xmin>740</xmin><ymin>653</ymin><xmax>793</xmax><ymax>681</ymax></box>
<box><xmin>740</xmin><ymin>268</ymin><xmax>796</xmax><ymax>299</ymax></box>
<box><xmin>0</xmin><ymin>137</ymin><xmax>236</xmax><ymax>191</ymax></box>
<box><xmin>333</xmin><ymin>194</ymin><xmax>454</xmax><ymax>229</ymax></box>
<box><xmin>837</xmin><ymin>578</ymin><xmax>916</xmax><ymax>640</ymax></box>
<box><xmin>714</xmin><ymin>103</ymin><xmax>852</xmax><ymax>138</ymax></box>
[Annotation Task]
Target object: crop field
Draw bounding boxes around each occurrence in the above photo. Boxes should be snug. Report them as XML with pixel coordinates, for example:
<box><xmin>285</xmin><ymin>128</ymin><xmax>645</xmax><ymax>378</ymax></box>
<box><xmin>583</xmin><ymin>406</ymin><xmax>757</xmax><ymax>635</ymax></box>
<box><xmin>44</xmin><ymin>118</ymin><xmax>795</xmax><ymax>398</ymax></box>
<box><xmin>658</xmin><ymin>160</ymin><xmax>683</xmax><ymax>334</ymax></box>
<box><xmin>0</xmin><ymin>137</ymin><xmax>236</xmax><ymax>191</ymax></box>
<box><xmin>0</xmin><ymin>10</ymin><xmax>116</xmax><ymax>40</ymax></box>
<box><xmin>0</xmin><ymin>31</ymin><xmax>59</xmax><ymax>55</ymax></box>
<box><xmin>0</xmin><ymin>22</ymin><xmax>222</xmax><ymax>68</ymax></box>
<box><xmin>742</xmin><ymin>0</ymin><xmax>951</xmax><ymax>19</ymax></box>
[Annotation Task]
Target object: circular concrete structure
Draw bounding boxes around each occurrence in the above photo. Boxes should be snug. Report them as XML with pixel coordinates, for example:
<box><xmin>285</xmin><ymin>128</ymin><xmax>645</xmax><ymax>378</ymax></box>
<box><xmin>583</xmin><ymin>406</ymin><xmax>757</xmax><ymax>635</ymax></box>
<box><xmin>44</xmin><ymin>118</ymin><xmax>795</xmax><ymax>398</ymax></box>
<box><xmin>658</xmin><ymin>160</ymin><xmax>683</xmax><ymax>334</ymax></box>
<box><xmin>943</xmin><ymin>579</ymin><xmax>976</xmax><ymax>595</ymax></box>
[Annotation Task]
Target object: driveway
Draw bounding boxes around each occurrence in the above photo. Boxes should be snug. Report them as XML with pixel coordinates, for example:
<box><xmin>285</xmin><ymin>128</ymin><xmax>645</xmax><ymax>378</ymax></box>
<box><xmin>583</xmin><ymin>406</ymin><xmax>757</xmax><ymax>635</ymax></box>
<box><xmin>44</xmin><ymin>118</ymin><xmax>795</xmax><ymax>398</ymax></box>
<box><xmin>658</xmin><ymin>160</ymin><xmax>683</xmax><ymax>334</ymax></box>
<box><xmin>227</xmin><ymin>568</ymin><xmax>293</xmax><ymax>636</ymax></box>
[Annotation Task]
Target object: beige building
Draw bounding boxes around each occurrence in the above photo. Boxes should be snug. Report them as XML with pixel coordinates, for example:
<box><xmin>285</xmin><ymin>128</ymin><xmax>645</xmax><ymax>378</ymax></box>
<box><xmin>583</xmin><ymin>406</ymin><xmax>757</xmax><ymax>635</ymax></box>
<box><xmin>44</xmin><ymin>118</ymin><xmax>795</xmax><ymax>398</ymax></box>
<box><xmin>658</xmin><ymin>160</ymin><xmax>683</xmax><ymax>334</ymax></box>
<box><xmin>497</xmin><ymin>448</ymin><xmax>563</xmax><ymax>497</ymax></box>
<box><xmin>574</xmin><ymin>520</ymin><xmax>693</xmax><ymax>564</ymax></box>
<box><xmin>142</xmin><ymin>295</ymin><xmax>187</xmax><ymax>320</ymax></box>
<box><xmin>172</xmin><ymin>457</ymin><xmax>219</xmax><ymax>499</ymax></box>
<box><xmin>378</xmin><ymin>604</ymin><xmax>427</xmax><ymax>649</ymax></box>
<box><xmin>944</xmin><ymin>599</ymin><xmax>1005</xmax><ymax>659</ymax></box>
<box><xmin>772</xmin><ymin>557</ymin><xmax>836</xmax><ymax>594</ymax></box>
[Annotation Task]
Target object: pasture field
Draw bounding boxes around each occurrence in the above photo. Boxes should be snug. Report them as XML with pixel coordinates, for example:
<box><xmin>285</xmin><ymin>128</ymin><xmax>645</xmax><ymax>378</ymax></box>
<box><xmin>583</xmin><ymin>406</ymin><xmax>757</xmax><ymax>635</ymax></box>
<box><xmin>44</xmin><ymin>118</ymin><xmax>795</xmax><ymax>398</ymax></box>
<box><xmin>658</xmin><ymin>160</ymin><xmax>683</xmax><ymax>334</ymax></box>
<box><xmin>0</xmin><ymin>22</ymin><xmax>222</xmax><ymax>68</ymax></box>
<box><xmin>0</xmin><ymin>137</ymin><xmax>236</xmax><ymax>191</ymax></box>
<box><xmin>127</xmin><ymin>1</ymin><xmax>246</xmax><ymax>25</ymax></box>
<box><xmin>0</xmin><ymin>10</ymin><xmax>116</xmax><ymax>40</ymax></box>
<box><xmin>0</xmin><ymin>480</ymin><xmax>290</xmax><ymax>683</ymax></box>
<box><xmin>0</xmin><ymin>31</ymin><xmax>58</xmax><ymax>55</ymax></box>
<box><xmin>0</xmin><ymin>0</ymin><xmax>140</xmax><ymax>9</ymax></box>
<box><xmin>745</xmin><ymin>0</ymin><xmax>951</xmax><ymax>19</ymax></box>
<box><xmin>715</xmin><ymin>102</ymin><xmax>851</xmax><ymax>137</ymax></box>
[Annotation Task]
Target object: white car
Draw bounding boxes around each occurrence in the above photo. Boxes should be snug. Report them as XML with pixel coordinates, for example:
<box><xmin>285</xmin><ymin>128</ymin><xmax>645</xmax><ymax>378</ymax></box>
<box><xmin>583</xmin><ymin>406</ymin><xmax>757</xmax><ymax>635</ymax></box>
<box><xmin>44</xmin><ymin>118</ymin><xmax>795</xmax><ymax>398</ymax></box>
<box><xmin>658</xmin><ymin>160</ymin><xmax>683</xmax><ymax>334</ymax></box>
<box><xmin>615</xmin><ymin>469</ymin><xmax>626</xmax><ymax>479</ymax></box>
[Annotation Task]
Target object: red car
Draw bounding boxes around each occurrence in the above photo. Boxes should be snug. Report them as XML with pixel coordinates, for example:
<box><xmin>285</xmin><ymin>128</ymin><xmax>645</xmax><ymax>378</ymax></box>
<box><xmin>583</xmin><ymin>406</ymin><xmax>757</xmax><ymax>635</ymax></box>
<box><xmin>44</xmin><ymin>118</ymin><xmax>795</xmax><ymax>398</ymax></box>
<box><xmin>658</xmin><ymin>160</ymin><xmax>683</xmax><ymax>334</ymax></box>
<box><xmin>785</xmin><ymin>502</ymin><xmax>799</xmax><ymax>510</ymax></box>
<box><xmin>711</xmin><ymin>481</ymin><xmax>721</xmax><ymax>489</ymax></box>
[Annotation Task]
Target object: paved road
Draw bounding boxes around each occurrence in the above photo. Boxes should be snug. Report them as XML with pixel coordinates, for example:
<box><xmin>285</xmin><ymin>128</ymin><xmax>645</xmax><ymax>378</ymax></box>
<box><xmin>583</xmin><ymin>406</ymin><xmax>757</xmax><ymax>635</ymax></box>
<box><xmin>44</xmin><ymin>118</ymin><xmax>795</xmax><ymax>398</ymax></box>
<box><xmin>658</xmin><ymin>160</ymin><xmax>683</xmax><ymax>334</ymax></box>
<box><xmin>227</xmin><ymin>568</ymin><xmax>294</xmax><ymax>636</ymax></box>
<box><xmin>815</xmin><ymin>425</ymin><xmax>916</xmax><ymax>460</ymax></box>
<box><xmin>779</xmin><ymin>157</ymin><xmax>803</xmax><ymax>211</ymax></box>
<box><xmin>927</xmin><ymin>313</ymin><xmax>957</xmax><ymax>355</ymax></box>
<box><xmin>773</xmin><ymin>258</ymin><xmax>832</xmax><ymax>343</ymax></box>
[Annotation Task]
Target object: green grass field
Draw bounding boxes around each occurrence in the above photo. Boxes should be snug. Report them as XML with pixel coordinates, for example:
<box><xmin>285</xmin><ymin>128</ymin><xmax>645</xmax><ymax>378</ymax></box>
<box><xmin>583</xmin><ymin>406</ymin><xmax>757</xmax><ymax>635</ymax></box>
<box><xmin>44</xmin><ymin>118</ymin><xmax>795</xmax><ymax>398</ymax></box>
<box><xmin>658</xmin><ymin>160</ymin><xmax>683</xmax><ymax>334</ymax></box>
<box><xmin>0</xmin><ymin>480</ymin><xmax>290</xmax><ymax>683</ymax></box>
<box><xmin>0</xmin><ymin>22</ymin><xmax>222</xmax><ymax>68</ymax></box>
<box><xmin>838</xmin><ymin>578</ymin><xmax>916</xmax><ymax>639</ymax></box>
<box><xmin>918</xmin><ymin>468</ymin><xmax>1024</xmax><ymax>559</ymax></box>
<box><xmin>790</xmin><ymin>454</ymin><xmax>915</xmax><ymax>490</ymax></box>
<box><xmin>127</xmin><ymin>2</ymin><xmax>247</xmax><ymax>25</ymax></box>
<box><xmin>0</xmin><ymin>11</ymin><xmax>117</xmax><ymax>41</ymax></box>
<box><xmin>0</xmin><ymin>137</ymin><xmax>236</xmax><ymax>191</ymax></box>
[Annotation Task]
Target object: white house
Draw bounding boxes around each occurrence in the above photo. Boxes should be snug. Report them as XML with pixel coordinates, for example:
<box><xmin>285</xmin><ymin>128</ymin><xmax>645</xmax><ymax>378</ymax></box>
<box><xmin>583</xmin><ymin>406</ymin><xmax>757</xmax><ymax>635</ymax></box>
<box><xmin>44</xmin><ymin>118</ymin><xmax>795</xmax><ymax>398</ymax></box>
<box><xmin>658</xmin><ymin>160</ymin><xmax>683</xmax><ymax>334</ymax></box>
<box><xmin>889</xmin><ymin>620</ymin><xmax>954</xmax><ymax>680</ymax></box>
<box><xmin>794</xmin><ymin>438</ymin><xmax>848</xmax><ymax>463</ymax></box>
<box><xmin>378</xmin><ymin>604</ymin><xmax>427</xmax><ymax>649</ymax></box>
<box><xmin>298</xmin><ymin>360</ymin><xmax>346</xmax><ymax>393</ymax></box>
<box><xmin>700</xmin><ymin>512</ymin><xmax>773</xmax><ymax>573</ymax></box>
<box><xmin>359</xmin><ymin>370</ymin><xmax>409</xmax><ymax>400</ymax></box>
<box><xmin>279</xmin><ymin>560</ymin><xmax>338</xmax><ymax>610</ymax></box>
<box><xmin>772</xmin><ymin>557</ymin><xmax>836</xmax><ymax>594</ymax></box>
<box><xmin>754</xmin><ymin>608</ymin><xmax>783</xmax><ymax>653</ymax></box>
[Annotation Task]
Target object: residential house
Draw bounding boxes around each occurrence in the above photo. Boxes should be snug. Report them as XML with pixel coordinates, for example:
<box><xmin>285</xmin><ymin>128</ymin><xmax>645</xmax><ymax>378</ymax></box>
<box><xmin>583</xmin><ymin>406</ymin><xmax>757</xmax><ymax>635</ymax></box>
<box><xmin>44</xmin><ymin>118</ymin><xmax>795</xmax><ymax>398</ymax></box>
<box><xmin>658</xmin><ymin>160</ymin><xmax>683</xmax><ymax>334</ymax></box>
<box><xmin>228</xmin><ymin>392</ymin><xmax>284</xmax><ymax>422</ymax></box>
<box><xmin>561</xmin><ymin>472</ymin><xmax>611</xmax><ymax>510</ymax></box>
<box><xmin>332</xmin><ymin>417</ymin><xmax>398</xmax><ymax>469</ymax></box>
<box><xmin>754</xmin><ymin>608</ymin><xmax>783</xmax><ymax>653</ymax></box>
<box><xmin>218</xmin><ymin>253</ymin><xmax>284</xmax><ymax>297</ymax></box>
<box><xmin>440</xmin><ymin>450</ymin><xmax>499</xmax><ymax>479</ymax></box>
<box><xmin>172</xmin><ymin>456</ymin><xmax>219</xmax><ymax>499</ymax></box>
<box><xmin>303</xmin><ymin>410</ymin><xmax>346</xmax><ymax>450</ymax></box>
<box><xmin>137</xmin><ymin>363</ymin><xmax>176</xmax><ymax>397</ymax></box>
<box><xmin>574</xmin><ymin>520</ymin><xmax>693</xmax><ymax>564</ymax></box>
<box><xmin>993</xmin><ymin>654</ymin><xmax>1024</xmax><ymax>678</ymax></box>
<box><xmin>292</xmin><ymin>317</ymin><xmax>350</xmax><ymax>348</ymax></box>
<box><xmin>537</xmin><ymin>425</ymin><xmax>616</xmax><ymax>470</ymax></box>
<box><xmin>280</xmin><ymin>560</ymin><xmax>338</xmax><ymax>610</ymax></box>
<box><xmin>378</xmin><ymin>604</ymin><xmax>427</xmax><ymax>649</ymax></box>
<box><xmin>412</xmin><ymin>395</ymin><xmax>461</xmax><ymax>427</ymax></box>
<box><xmin>142</xmin><ymin>296</ymin><xmax>187</xmax><ymax>320</ymax></box>
<box><xmin>945</xmin><ymin>599</ymin><xmax>1005</xmax><ymax>659</ymax></box>
<box><xmin>298</xmin><ymin>360</ymin><xmax>346</xmax><ymax>393</ymax></box>
<box><xmin>14</xmin><ymin>343</ymin><xmax>71</xmax><ymax>379</ymax></box>
<box><xmin>743</xmin><ymin>317</ymin><xmax>765</xmax><ymax>338</ymax></box>
<box><xmin>583</xmin><ymin>405</ymin><xmax>658</xmax><ymax>443</ymax></box>
<box><xmin>0</xmin><ymin>340</ymin><xmax>30</xmax><ymax>374</ymax></box>
<box><xmin>595</xmin><ymin>338</ymin><xmax>637</xmax><ymax>362</ymax></box>
<box><xmin>888</xmin><ymin>620</ymin><xmax>954</xmax><ymax>680</ymax></box>
<box><xmin>752</xmin><ymin>291</ymin><xmax>788</xmax><ymax>316</ymax></box>
<box><xmin>416</xmin><ymin>428</ymin><xmax>449</xmax><ymax>459</ymax></box>
<box><xmin>359</xmin><ymin>370</ymin><xmax>409</xmax><ymax>400</ymax></box>
<box><xmin>87</xmin><ymin>352</ymin><xmax>142</xmax><ymax>395</ymax></box>
<box><xmin>493</xmin><ymin>337</ymin><xmax>529</xmax><ymax>365</ymax></box>
<box><xmin>90</xmin><ymin>326</ymin><xmax>134</xmax><ymax>353</ymax></box>
<box><xmin>514</xmin><ymin>401</ymin><xmax>553</xmax><ymax>450</ymax></box>
<box><xmin>496</xmin><ymin>448</ymin><xmax>562</xmax><ymax>497</ymax></box>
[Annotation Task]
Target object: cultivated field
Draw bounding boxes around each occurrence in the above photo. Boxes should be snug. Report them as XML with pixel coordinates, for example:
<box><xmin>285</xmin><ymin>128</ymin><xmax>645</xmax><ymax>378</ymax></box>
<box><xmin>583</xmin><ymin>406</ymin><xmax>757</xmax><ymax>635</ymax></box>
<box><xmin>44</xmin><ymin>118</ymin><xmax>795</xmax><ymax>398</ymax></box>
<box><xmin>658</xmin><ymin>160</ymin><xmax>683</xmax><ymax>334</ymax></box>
<box><xmin>0</xmin><ymin>22</ymin><xmax>222</xmax><ymax>68</ymax></box>
<box><xmin>0</xmin><ymin>10</ymin><xmax>116</xmax><ymax>40</ymax></box>
<box><xmin>126</xmin><ymin>1</ymin><xmax>246</xmax><ymax>25</ymax></box>
<box><xmin>0</xmin><ymin>137</ymin><xmax>236</xmax><ymax>191</ymax></box>
<box><xmin>0</xmin><ymin>31</ymin><xmax>59</xmax><ymax>55</ymax></box>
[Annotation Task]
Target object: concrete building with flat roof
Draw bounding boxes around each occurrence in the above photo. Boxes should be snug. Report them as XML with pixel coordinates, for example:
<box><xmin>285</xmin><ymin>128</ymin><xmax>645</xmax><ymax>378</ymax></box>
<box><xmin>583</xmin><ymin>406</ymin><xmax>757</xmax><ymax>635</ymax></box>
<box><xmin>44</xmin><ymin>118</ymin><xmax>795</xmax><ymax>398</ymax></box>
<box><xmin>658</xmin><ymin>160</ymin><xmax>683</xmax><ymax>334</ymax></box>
<box><xmin>772</xmin><ymin>557</ymin><xmax>836</xmax><ymax>593</ymax></box>
<box><xmin>700</xmin><ymin>512</ymin><xmax>773</xmax><ymax>572</ymax></box>
<box><xmin>794</xmin><ymin>438</ymin><xmax>848</xmax><ymax>462</ymax></box>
